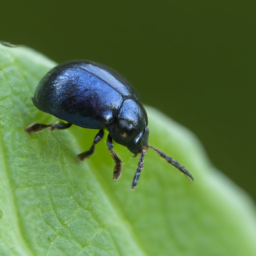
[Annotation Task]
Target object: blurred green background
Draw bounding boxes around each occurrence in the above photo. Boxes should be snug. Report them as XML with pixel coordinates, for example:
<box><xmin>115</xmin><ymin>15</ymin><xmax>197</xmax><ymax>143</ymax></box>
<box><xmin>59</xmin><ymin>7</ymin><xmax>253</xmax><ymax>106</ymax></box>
<box><xmin>1</xmin><ymin>1</ymin><xmax>255</xmax><ymax>202</ymax></box>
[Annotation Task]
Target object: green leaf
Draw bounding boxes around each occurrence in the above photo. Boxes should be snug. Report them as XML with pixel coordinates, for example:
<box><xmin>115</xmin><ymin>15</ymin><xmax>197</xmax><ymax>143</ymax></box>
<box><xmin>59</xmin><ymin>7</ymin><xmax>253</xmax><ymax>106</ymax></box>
<box><xmin>0</xmin><ymin>43</ymin><xmax>256</xmax><ymax>256</ymax></box>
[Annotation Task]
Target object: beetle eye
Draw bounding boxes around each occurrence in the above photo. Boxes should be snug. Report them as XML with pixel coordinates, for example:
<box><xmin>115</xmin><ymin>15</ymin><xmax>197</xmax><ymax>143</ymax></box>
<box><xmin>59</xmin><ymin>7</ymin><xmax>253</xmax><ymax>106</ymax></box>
<box><xmin>134</xmin><ymin>131</ymin><xmax>143</xmax><ymax>144</ymax></box>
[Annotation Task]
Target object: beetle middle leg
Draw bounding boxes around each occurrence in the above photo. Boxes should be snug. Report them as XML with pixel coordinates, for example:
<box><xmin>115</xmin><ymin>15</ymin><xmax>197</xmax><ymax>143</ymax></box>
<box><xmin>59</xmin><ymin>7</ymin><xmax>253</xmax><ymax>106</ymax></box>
<box><xmin>25</xmin><ymin>121</ymin><xmax>72</xmax><ymax>134</ymax></box>
<box><xmin>77</xmin><ymin>129</ymin><xmax>104</xmax><ymax>162</ymax></box>
<box><xmin>107</xmin><ymin>134</ymin><xmax>123</xmax><ymax>180</ymax></box>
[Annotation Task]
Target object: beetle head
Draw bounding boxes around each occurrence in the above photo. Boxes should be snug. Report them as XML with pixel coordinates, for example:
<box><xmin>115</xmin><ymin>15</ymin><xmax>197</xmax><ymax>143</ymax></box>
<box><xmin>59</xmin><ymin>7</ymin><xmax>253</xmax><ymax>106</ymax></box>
<box><xmin>107</xmin><ymin>119</ymin><xmax>149</xmax><ymax>154</ymax></box>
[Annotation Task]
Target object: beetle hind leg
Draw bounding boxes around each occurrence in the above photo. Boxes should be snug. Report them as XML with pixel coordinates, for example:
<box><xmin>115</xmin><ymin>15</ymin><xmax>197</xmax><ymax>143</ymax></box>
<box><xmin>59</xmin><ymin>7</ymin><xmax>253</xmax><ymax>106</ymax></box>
<box><xmin>25</xmin><ymin>121</ymin><xmax>72</xmax><ymax>134</ymax></box>
<box><xmin>107</xmin><ymin>134</ymin><xmax>123</xmax><ymax>180</ymax></box>
<box><xmin>77</xmin><ymin>129</ymin><xmax>104</xmax><ymax>162</ymax></box>
<box><xmin>49</xmin><ymin>122</ymin><xmax>72</xmax><ymax>131</ymax></box>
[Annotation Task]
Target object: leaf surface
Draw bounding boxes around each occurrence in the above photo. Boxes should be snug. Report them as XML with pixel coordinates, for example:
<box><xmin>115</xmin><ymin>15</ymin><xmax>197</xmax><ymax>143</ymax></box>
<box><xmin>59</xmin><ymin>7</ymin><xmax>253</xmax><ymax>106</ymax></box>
<box><xmin>0</xmin><ymin>43</ymin><xmax>256</xmax><ymax>256</ymax></box>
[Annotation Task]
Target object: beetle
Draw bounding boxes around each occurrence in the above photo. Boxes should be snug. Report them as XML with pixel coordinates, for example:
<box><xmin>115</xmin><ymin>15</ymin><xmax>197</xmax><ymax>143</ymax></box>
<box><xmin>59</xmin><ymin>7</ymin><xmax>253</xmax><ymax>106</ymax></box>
<box><xmin>25</xmin><ymin>60</ymin><xmax>194</xmax><ymax>189</ymax></box>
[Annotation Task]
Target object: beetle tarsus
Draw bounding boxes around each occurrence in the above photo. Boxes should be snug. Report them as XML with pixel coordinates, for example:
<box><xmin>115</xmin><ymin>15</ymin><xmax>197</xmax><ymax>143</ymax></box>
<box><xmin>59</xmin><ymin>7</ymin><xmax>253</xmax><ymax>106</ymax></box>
<box><xmin>77</xmin><ymin>129</ymin><xmax>104</xmax><ymax>162</ymax></box>
<box><xmin>148</xmin><ymin>145</ymin><xmax>194</xmax><ymax>182</ymax></box>
<box><xmin>107</xmin><ymin>134</ymin><xmax>123</xmax><ymax>180</ymax></box>
<box><xmin>131</xmin><ymin>150</ymin><xmax>146</xmax><ymax>189</ymax></box>
<box><xmin>25</xmin><ymin>123</ymin><xmax>51</xmax><ymax>134</ymax></box>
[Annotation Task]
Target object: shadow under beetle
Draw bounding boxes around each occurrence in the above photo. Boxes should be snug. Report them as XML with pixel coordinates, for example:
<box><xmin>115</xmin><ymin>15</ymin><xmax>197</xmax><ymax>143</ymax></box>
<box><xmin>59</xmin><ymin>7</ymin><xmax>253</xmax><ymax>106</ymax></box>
<box><xmin>25</xmin><ymin>60</ymin><xmax>194</xmax><ymax>189</ymax></box>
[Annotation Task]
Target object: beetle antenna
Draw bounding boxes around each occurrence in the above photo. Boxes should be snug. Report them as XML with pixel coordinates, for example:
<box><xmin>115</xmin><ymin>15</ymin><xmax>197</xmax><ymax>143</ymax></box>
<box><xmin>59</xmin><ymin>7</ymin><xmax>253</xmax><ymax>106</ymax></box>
<box><xmin>148</xmin><ymin>145</ymin><xmax>194</xmax><ymax>182</ymax></box>
<box><xmin>131</xmin><ymin>149</ymin><xmax>146</xmax><ymax>189</ymax></box>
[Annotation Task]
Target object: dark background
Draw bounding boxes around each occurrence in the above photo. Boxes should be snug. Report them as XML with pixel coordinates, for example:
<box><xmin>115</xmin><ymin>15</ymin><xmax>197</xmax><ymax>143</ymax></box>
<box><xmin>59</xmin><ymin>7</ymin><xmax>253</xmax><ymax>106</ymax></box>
<box><xmin>2</xmin><ymin>1</ymin><xmax>256</xmax><ymax>202</ymax></box>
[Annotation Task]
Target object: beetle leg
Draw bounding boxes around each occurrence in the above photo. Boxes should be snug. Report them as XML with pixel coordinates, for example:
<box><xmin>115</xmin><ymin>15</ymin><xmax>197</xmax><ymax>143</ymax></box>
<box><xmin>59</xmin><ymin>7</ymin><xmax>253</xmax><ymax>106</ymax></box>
<box><xmin>106</xmin><ymin>134</ymin><xmax>123</xmax><ymax>180</ymax></box>
<box><xmin>148</xmin><ymin>145</ymin><xmax>194</xmax><ymax>182</ymax></box>
<box><xmin>49</xmin><ymin>122</ymin><xmax>72</xmax><ymax>131</ymax></box>
<box><xmin>25</xmin><ymin>122</ymin><xmax>72</xmax><ymax>134</ymax></box>
<box><xmin>77</xmin><ymin>129</ymin><xmax>104</xmax><ymax>162</ymax></box>
<box><xmin>131</xmin><ymin>149</ymin><xmax>146</xmax><ymax>189</ymax></box>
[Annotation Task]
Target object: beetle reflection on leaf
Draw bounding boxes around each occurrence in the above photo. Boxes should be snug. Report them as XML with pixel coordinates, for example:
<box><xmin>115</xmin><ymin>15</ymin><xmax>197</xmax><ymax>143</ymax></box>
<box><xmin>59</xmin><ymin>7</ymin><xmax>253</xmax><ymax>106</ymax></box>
<box><xmin>25</xmin><ymin>61</ymin><xmax>194</xmax><ymax>189</ymax></box>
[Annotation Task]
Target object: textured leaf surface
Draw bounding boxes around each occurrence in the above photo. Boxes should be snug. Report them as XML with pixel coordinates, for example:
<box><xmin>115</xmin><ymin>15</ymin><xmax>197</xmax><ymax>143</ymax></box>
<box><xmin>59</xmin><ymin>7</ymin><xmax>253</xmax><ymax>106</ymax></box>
<box><xmin>0</xmin><ymin>43</ymin><xmax>256</xmax><ymax>256</ymax></box>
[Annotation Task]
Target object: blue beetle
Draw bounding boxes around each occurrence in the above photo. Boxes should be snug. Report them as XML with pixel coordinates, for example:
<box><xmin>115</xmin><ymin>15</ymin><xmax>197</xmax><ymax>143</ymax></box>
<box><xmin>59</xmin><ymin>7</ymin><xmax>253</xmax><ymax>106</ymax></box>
<box><xmin>25</xmin><ymin>61</ymin><xmax>193</xmax><ymax>189</ymax></box>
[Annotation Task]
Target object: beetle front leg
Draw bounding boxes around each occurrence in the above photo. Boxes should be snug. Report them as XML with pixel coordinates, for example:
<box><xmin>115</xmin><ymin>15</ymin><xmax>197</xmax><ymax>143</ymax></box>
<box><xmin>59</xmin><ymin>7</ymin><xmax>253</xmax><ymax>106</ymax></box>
<box><xmin>107</xmin><ymin>134</ymin><xmax>123</xmax><ymax>180</ymax></box>
<box><xmin>25</xmin><ymin>121</ymin><xmax>72</xmax><ymax>134</ymax></box>
<box><xmin>77</xmin><ymin>129</ymin><xmax>104</xmax><ymax>161</ymax></box>
<box><xmin>131</xmin><ymin>149</ymin><xmax>146</xmax><ymax>189</ymax></box>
